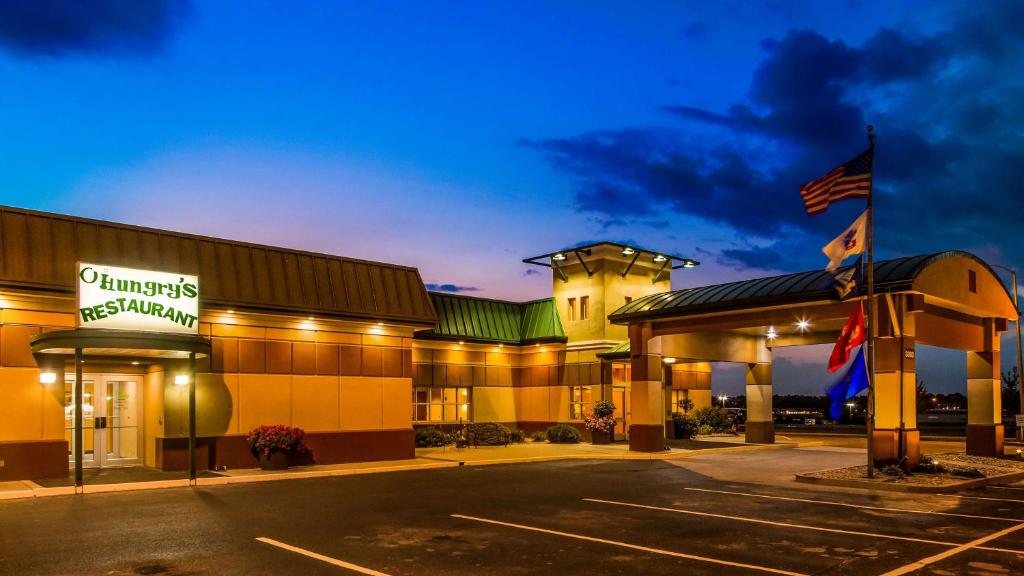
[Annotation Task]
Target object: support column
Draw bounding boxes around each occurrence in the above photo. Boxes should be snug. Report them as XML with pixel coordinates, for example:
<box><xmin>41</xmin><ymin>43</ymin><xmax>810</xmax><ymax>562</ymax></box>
<box><xmin>629</xmin><ymin>323</ymin><xmax>665</xmax><ymax>452</ymax></box>
<box><xmin>967</xmin><ymin>319</ymin><xmax>1003</xmax><ymax>456</ymax></box>
<box><xmin>744</xmin><ymin>362</ymin><xmax>774</xmax><ymax>444</ymax></box>
<box><xmin>74</xmin><ymin>348</ymin><xmax>83</xmax><ymax>491</ymax></box>
<box><xmin>872</xmin><ymin>312</ymin><xmax>919</xmax><ymax>468</ymax></box>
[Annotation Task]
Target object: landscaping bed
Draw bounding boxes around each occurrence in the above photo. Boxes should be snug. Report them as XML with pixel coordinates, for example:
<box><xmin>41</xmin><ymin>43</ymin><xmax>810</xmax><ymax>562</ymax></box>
<box><xmin>797</xmin><ymin>452</ymin><xmax>1024</xmax><ymax>492</ymax></box>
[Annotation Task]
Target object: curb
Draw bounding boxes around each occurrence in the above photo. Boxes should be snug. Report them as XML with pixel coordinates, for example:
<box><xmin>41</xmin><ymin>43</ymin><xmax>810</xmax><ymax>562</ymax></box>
<box><xmin>794</xmin><ymin>468</ymin><xmax>1024</xmax><ymax>493</ymax></box>
<box><xmin>0</xmin><ymin>442</ymin><xmax>812</xmax><ymax>501</ymax></box>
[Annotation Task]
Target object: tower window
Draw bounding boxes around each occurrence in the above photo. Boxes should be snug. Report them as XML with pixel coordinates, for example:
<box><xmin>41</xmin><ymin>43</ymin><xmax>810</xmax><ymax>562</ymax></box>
<box><xmin>968</xmin><ymin>270</ymin><xmax>977</xmax><ymax>293</ymax></box>
<box><xmin>567</xmin><ymin>297</ymin><xmax>576</xmax><ymax>321</ymax></box>
<box><xmin>580</xmin><ymin>296</ymin><xmax>590</xmax><ymax>320</ymax></box>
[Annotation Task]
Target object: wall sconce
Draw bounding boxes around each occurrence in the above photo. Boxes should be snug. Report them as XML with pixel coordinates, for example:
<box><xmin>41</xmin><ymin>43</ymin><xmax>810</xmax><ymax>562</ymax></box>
<box><xmin>39</xmin><ymin>371</ymin><xmax>57</xmax><ymax>385</ymax></box>
<box><xmin>174</xmin><ymin>374</ymin><xmax>190</xmax><ymax>386</ymax></box>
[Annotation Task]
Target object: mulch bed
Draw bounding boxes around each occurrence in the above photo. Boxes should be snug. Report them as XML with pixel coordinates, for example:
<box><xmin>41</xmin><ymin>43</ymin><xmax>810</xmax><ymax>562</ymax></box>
<box><xmin>801</xmin><ymin>452</ymin><xmax>1024</xmax><ymax>488</ymax></box>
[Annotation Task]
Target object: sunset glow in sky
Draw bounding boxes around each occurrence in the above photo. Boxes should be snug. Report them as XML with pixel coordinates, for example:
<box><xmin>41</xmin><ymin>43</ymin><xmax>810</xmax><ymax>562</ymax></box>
<box><xmin>2</xmin><ymin>1</ymin><xmax>1021</xmax><ymax>393</ymax></box>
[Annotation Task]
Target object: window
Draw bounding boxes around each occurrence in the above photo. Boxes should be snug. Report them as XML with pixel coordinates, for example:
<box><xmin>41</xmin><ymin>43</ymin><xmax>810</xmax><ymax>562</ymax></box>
<box><xmin>569</xmin><ymin>385</ymin><xmax>592</xmax><ymax>420</ymax></box>
<box><xmin>671</xmin><ymin>390</ymin><xmax>691</xmax><ymax>414</ymax></box>
<box><xmin>567</xmin><ymin>297</ymin><xmax>576</xmax><ymax>321</ymax></box>
<box><xmin>413</xmin><ymin>386</ymin><xmax>471</xmax><ymax>423</ymax></box>
<box><xmin>580</xmin><ymin>295</ymin><xmax>590</xmax><ymax>320</ymax></box>
<box><xmin>969</xmin><ymin>270</ymin><xmax>977</xmax><ymax>293</ymax></box>
<box><xmin>624</xmin><ymin>296</ymin><xmax>632</xmax><ymax>304</ymax></box>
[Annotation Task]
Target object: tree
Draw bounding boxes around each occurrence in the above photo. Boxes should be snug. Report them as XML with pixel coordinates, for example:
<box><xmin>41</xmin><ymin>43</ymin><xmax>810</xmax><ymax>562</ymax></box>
<box><xmin>915</xmin><ymin>380</ymin><xmax>930</xmax><ymax>412</ymax></box>
<box><xmin>1003</xmin><ymin>366</ymin><xmax>1021</xmax><ymax>414</ymax></box>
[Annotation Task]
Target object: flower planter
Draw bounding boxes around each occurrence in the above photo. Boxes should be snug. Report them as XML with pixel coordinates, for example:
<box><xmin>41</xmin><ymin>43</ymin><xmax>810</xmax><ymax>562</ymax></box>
<box><xmin>258</xmin><ymin>451</ymin><xmax>289</xmax><ymax>471</ymax></box>
<box><xmin>590</xmin><ymin>431</ymin><xmax>614</xmax><ymax>445</ymax></box>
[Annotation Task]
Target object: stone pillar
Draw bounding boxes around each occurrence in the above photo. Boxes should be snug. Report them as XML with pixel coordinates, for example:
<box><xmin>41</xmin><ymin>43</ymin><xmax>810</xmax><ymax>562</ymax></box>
<box><xmin>629</xmin><ymin>323</ymin><xmax>665</xmax><ymax>452</ymax></box>
<box><xmin>967</xmin><ymin>319</ymin><xmax>1003</xmax><ymax>456</ymax></box>
<box><xmin>744</xmin><ymin>362</ymin><xmax>774</xmax><ymax>443</ymax></box>
<box><xmin>872</xmin><ymin>301</ymin><xmax>919</xmax><ymax>468</ymax></box>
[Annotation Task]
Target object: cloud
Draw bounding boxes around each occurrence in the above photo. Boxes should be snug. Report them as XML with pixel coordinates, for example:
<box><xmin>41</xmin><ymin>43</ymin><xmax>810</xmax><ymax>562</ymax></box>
<box><xmin>0</xmin><ymin>0</ymin><xmax>192</xmax><ymax>58</ymax></box>
<box><xmin>425</xmin><ymin>283</ymin><xmax>481</xmax><ymax>294</ymax></box>
<box><xmin>528</xmin><ymin>4</ymin><xmax>1024</xmax><ymax>275</ymax></box>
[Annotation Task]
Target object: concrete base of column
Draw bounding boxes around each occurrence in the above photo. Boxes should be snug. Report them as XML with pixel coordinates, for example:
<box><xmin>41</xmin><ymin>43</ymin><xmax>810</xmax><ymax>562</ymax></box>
<box><xmin>745</xmin><ymin>421</ymin><xmax>774</xmax><ymax>444</ymax></box>
<box><xmin>665</xmin><ymin>419</ymin><xmax>675</xmax><ymax>440</ymax></box>
<box><xmin>966</xmin><ymin>424</ymin><xmax>1004</xmax><ymax>457</ymax></box>
<box><xmin>871</xmin><ymin>428</ymin><xmax>921</xmax><ymax>468</ymax></box>
<box><xmin>629</xmin><ymin>424</ymin><xmax>666</xmax><ymax>452</ymax></box>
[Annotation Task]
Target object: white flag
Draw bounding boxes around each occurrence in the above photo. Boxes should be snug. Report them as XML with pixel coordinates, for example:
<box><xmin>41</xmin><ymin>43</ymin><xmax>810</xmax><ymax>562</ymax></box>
<box><xmin>823</xmin><ymin>211</ymin><xmax>867</xmax><ymax>271</ymax></box>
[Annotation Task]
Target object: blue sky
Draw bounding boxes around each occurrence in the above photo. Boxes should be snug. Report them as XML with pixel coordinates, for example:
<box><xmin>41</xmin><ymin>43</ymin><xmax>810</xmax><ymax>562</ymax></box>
<box><xmin>1</xmin><ymin>1</ymin><xmax>1020</xmax><ymax>394</ymax></box>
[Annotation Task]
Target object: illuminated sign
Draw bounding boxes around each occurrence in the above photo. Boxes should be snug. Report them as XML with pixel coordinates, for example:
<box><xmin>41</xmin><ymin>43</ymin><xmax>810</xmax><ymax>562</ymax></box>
<box><xmin>77</xmin><ymin>263</ymin><xmax>199</xmax><ymax>334</ymax></box>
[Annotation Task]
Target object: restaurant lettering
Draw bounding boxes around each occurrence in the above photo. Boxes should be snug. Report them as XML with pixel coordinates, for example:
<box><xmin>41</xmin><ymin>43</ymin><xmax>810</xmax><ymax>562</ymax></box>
<box><xmin>77</xmin><ymin>263</ymin><xmax>200</xmax><ymax>334</ymax></box>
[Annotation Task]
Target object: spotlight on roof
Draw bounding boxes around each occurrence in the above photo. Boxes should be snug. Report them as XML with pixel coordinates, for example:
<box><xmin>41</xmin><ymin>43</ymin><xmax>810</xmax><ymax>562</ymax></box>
<box><xmin>552</xmin><ymin>253</ymin><xmax>567</xmax><ymax>261</ymax></box>
<box><xmin>653</xmin><ymin>254</ymin><xmax>667</xmax><ymax>263</ymax></box>
<box><xmin>682</xmin><ymin>260</ymin><xmax>697</xmax><ymax>268</ymax></box>
<box><xmin>621</xmin><ymin>247</ymin><xmax>635</xmax><ymax>256</ymax></box>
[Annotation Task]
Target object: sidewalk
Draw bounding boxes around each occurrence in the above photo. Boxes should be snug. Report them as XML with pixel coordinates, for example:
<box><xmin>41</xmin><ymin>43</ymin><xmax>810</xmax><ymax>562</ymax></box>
<box><xmin>0</xmin><ymin>437</ymin><xmax>810</xmax><ymax>501</ymax></box>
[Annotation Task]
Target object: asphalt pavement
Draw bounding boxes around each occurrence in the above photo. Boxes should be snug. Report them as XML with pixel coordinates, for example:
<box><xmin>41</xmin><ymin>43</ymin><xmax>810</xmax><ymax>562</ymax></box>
<box><xmin>2</xmin><ymin>447</ymin><xmax>1024</xmax><ymax>575</ymax></box>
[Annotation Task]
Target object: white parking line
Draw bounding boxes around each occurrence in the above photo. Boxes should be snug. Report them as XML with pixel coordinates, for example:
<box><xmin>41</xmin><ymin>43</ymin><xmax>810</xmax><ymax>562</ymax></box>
<box><xmin>451</xmin><ymin>514</ymin><xmax>807</xmax><ymax>576</ymax></box>
<box><xmin>256</xmin><ymin>537</ymin><xmax>391</xmax><ymax>575</ymax></box>
<box><xmin>583</xmin><ymin>498</ymin><xmax>1024</xmax><ymax>556</ymax></box>
<box><xmin>990</xmin><ymin>485</ymin><xmax>1024</xmax><ymax>491</ymax></box>
<box><xmin>880</xmin><ymin>521</ymin><xmax>1024</xmax><ymax>576</ymax></box>
<box><xmin>684</xmin><ymin>487</ymin><xmax>1024</xmax><ymax>523</ymax></box>
<box><xmin>951</xmin><ymin>494</ymin><xmax>1024</xmax><ymax>504</ymax></box>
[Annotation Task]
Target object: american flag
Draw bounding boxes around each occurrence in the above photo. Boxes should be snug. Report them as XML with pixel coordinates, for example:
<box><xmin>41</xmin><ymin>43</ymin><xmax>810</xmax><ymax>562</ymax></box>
<box><xmin>800</xmin><ymin>148</ymin><xmax>873</xmax><ymax>216</ymax></box>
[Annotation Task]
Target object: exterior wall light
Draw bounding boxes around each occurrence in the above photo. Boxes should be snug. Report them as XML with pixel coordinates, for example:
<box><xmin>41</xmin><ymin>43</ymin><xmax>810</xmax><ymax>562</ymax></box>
<box><xmin>653</xmin><ymin>254</ymin><xmax>667</xmax><ymax>263</ymax></box>
<box><xmin>621</xmin><ymin>247</ymin><xmax>635</xmax><ymax>256</ymax></box>
<box><xmin>682</xmin><ymin>260</ymin><xmax>697</xmax><ymax>268</ymax></box>
<box><xmin>796</xmin><ymin>319</ymin><xmax>810</xmax><ymax>331</ymax></box>
<box><xmin>39</xmin><ymin>371</ymin><xmax>57</xmax><ymax>385</ymax></box>
<box><xmin>552</xmin><ymin>253</ymin><xmax>567</xmax><ymax>261</ymax></box>
<box><xmin>174</xmin><ymin>374</ymin><xmax>190</xmax><ymax>386</ymax></box>
<box><xmin>663</xmin><ymin>357</ymin><xmax>676</xmax><ymax>364</ymax></box>
<box><xmin>767</xmin><ymin>327</ymin><xmax>778</xmax><ymax>340</ymax></box>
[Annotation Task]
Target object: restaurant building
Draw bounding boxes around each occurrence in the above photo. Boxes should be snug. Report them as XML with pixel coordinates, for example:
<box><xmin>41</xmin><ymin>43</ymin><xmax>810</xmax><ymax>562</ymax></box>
<box><xmin>0</xmin><ymin>206</ymin><xmax>705</xmax><ymax>481</ymax></box>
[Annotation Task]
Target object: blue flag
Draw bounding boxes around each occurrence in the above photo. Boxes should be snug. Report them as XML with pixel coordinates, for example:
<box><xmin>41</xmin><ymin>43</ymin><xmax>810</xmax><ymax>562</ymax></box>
<box><xmin>825</xmin><ymin>345</ymin><xmax>868</xmax><ymax>419</ymax></box>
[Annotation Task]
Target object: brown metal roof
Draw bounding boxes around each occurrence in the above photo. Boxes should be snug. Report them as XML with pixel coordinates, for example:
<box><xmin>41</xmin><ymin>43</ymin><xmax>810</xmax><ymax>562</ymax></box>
<box><xmin>608</xmin><ymin>251</ymin><xmax>1008</xmax><ymax>323</ymax></box>
<box><xmin>0</xmin><ymin>206</ymin><xmax>438</xmax><ymax>326</ymax></box>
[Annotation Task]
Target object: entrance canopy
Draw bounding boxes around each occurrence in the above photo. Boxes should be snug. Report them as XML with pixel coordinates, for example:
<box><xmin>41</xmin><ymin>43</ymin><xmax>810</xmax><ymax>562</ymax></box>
<box><xmin>609</xmin><ymin>251</ymin><xmax>1017</xmax><ymax>353</ymax></box>
<box><xmin>30</xmin><ymin>328</ymin><xmax>211</xmax><ymax>361</ymax></box>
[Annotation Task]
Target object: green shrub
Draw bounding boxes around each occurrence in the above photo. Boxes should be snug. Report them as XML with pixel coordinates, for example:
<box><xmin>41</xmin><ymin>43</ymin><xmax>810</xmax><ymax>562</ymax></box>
<box><xmin>467</xmin><ymin>422</ymin><xmax>512</xmax><ymax>446</ymax></box>
<box><xmin>879</xmin><ymin>464</ymin><xmax>907</xmax><ymax>479</ymax></box>
<box><xmin>414</xmin><ymin>427</ymin><xmax>450</xmax><ymax>448</ymax></box>
<box><xmin>676</xmin><ymin>397</ymin><xmax>694</xmax><ymax>414</ymax></box>
<box><xmin>592</xmin><ymin>399</ymin><xmax>616</xmax><ymax>419</ymax></box>
<box><xmin>531</xmin><ymin>430</ymin><xmax>548</xmax><ymax>443</ymax></box>
<box><xmin>951</xmin><ymin>467</ymin><xmax>985</xmax><ymax>479</ymax></box>
<box><xmin>914</xmin><ymin>455</ymin><xmax>948</xmax><ymax>474</ymax></box>
<box><xmin>693</xmin><ymin>406</ymin><xmax>732</xmax><ymax>433</ymax></box>
<box><xmin>672</xmin><ymin>412</ymin><xmax>699</xmax><ymax>439</ymax></box>
<box><xmin>546</xmin><ymin>424</ymin><xmax>582</xmax><ymax>444</ymax></box>
<box><xmin>509</xmin><ymin>429</ymin><xmax>526</xmax><ymax>443</ymax></box>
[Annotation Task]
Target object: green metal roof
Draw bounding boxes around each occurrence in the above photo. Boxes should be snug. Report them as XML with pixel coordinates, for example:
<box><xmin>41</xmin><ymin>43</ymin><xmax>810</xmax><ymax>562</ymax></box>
<box><xmin>417</xmin><ymin>292</ymin><xmax>567</xmax><ymax>345</ymax></box>
<box><xmin>597</xmin><ymin>340</ymin><xmax>630</xmax><ymax>359</ymax></box>
<box><xmin>609</xmin><ymin>251</ymin><xmax>1008</xmax><ymax>324</ymax></box>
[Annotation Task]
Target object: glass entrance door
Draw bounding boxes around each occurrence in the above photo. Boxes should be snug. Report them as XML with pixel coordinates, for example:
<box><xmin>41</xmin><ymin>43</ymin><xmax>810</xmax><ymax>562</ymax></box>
<box><xmin>612</xmin><ymin>386</ymin><xmax>630</xmax><ymax>441</ymax></box>
<box><xmin>65</xmin><ymin>374</ymin><xmax>142</xmax><ymax>468</ymax></box>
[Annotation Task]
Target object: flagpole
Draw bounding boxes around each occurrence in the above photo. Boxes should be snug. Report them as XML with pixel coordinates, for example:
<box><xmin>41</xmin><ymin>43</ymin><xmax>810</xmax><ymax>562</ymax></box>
<box><xmin>865</xmin><ymin>125</ymin><xmax>876</xmax><ymax>478</ymax></box>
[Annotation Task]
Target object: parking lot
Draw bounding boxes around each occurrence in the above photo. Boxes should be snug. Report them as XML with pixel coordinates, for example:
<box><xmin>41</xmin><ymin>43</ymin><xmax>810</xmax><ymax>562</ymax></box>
<box><xmin>2</xmin><ymin>451</ymin><xmax>1023</xmax><ymax>575</ymax></box>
